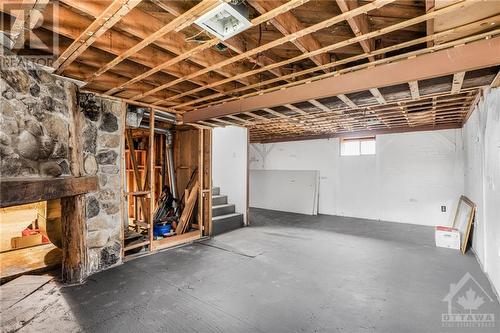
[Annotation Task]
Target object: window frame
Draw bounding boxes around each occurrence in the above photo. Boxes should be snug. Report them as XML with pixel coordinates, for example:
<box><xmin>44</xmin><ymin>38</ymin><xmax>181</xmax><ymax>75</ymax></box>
<box><xmin>340</xmin><ymin>136</ymin><xmax>376</xmax><ymax>157</ymax></box>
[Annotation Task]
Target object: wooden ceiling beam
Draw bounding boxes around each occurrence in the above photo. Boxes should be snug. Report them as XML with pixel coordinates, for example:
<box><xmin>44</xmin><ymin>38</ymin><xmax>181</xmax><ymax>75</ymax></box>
<box><xmin>243</xmin><ymin>112</ymin><xmax>270</xmax><ymax>121</ymax></box>
<box><xmin>308</xmin><ymin>100</ymin><xmax>331</xmax><ymax>112</ymax></box>
<box><xmin>251</xmin><ymin>123</ymin><xmax>462</xmax><ymax>143</ymax></box>
<box><xmin>426</xmin><ymin>0</ymin><xmax>435</xmax><ymax>48</ymax></box>
<box><xmin>183</xmin><ymin>35</ymin><xmax>500</xmax><ymax>122</ymax></box>
<box><xmin>247</xmin><ymin>0</ymin><xmax>330</xmax><ymax>72</ymax></box>
<box><xmin>451</xmin><ymin>72</ymin><xmax>466</xmax><ymax>94</ymax></box>
<box><xmin>58</xmin><ymin>0</ymin><xmax>260</xmax><ymax>88</ymax></box>
<box><xmin>337</xmin><ymin>94</ymin><xmax>358</xmax><ymax>109</ymax></box>
<box><xmin>84</xmin><ymin>0</ymin><xmax>220</xmax><ymax>83</ymax></box>
<box><xmin>369</xmin><ymin>88</ymin><xmax>387</xmax><ymax>104</ymax></box>
<box><xmin>284</xmin><ymin>104</ymin><xmax>309</xmax><ymax>115</ymax></box>
<box><xmin>225</xmin><ymin>115</ymin><xmax>254</xmax><ymax>125</ymax></box>
<box><xmin>152</xmin><ymin>0</ymin><xmax>286</xmax><ymax>79</ymax></box>
<box><xmin>134</xmin><ymin>0</ymin><xmax>395</xmax><ymax>102</ymax></box>
<box><xmin>41</xmin><ymin>3</ymin><xmax>234</xmax><ymax>97</ymax></box>
<box><xmin>262</xmin><ymin>108</ymin><xmax>289</xmax><ymax>118</ymax></box>
<box><xmin>128</xmin><ymin>0</ymin><xmax>315</xmax><ymax>102</ymax></box>
<box><xmin>53</xmin><ymin>0</ymin><xmax>141</xmax><ymax>74</ymax></box>
<box><xmin>335</xmin><ymin>0</ymin><xmax>375</xmax><ymax>61</ymax></box>
<box><xmin>409</xmin><ymin>81</ymin><xmax>420</xmax><ymax>100</ymax></box>
<box><xmin>171</xmin><ymin>1</ymin><xmax>483</xmax><ymax>109</ymax></box>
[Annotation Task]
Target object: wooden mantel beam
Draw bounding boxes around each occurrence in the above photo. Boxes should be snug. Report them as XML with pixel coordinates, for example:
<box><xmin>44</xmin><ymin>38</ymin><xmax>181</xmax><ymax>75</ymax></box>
<box><xmin>0</xmin><ymin>176</ymin><xmax>98</xmax><ymax>208</ymax></box>
<box><xmin>183</xmin><ymin>37</ymin><xmax>500</xmax><ymax>122</ymax></box>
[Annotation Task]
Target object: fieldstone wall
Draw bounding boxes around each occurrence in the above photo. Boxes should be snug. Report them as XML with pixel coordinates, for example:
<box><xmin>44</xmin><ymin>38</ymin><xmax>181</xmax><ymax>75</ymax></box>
<box><xmin>79</xmin><ymin>93</ymin><xmax>123</xmax><ymax>273</ymax></box>
<box><xmin>1</xmin><ymin>51</ymin><xmax>124</xmax><ymax>277</ymax></box>
<box><xmin>0</xmin><ymin>53</ymin><xmax>74</xmax><ymax>178</ymax></box>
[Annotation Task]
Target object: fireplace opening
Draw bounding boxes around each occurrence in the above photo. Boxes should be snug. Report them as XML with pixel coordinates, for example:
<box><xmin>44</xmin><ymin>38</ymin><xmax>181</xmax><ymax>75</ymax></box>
<box><xmin>0</xmin><ymin>199</ymin><xmax>62</xmax><ymax>284</ymax></box>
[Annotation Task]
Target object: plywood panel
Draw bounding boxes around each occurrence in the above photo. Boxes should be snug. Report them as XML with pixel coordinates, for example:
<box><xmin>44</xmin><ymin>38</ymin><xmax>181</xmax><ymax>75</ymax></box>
<box><xmin>249</xmin><ymin>170</ymin><xmax>319</xmax><ymax>215</ymax></box>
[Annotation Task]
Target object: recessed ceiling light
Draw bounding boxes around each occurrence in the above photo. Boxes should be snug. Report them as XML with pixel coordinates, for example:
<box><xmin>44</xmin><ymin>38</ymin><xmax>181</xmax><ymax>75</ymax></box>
<box><xmin>195</xmin><ymin>2</ymin><xmax>252</xmax><ymax>41</ymax></box>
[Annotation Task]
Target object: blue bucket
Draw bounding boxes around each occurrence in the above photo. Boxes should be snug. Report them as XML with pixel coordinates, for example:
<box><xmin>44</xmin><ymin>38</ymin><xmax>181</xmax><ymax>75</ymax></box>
<box><xmin>153</xmin><ymin>223</ymin><xmax>171</xmax><ymax>237</ymax></box>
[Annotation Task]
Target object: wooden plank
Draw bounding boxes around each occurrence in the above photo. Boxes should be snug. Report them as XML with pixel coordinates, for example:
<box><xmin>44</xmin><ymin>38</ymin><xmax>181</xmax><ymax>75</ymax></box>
<box><xmin>176</xmin><ymin>181</ymin><xmax>199</xmax><ymax>235</ymax></box>
<box><xmin>0</xmin><ymin>177</ymin><xmax>97</xmax><ymax>208</ymax></box>
<box><xmin>0</xmin><ymin>275</ymin><xmax>53</xmax><ymax>311</ymax></box>
<box><xmin>0</xmin><ymin>244</ymin><xmax>61</xmax><ymax>283</ymax></box>
<box><xmin>184</xmin><ymin>36</ymin><xmax>500</xmax><ymax>122</ymax></box>
<box><xmin>152</xmin><ymin>230</ymin><xmax>200</xmax><ymax>251</ymax></box>
<box><xmin>0</xmin><ymin>280</ymin><xmax>61</xmax><ymax>333</ymax></box>
<box><xmin>53</xmin><ymin>0</ymin><xmax>142</xmax><ymax>74</ymax></box>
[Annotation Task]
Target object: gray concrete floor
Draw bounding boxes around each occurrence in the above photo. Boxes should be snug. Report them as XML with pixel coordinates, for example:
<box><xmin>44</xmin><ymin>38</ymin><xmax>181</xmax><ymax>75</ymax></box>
<box><xmin>9</xmin><ymin>208</ymin><xmax>500</xmax><ymax>332</ymax></box>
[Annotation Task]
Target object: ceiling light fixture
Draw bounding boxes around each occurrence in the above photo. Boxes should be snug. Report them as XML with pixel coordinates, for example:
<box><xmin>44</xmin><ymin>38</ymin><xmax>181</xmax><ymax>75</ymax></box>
<box><xmin>194</xmin><ymin>2</ymin><xmax>252</xmax><ymax>41</ymax></box>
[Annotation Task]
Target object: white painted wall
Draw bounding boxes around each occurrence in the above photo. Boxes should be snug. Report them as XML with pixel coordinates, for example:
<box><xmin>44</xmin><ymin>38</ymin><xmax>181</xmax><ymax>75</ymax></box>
<box><xmin>212</xmin><ymin>126</ymin><xmax>248</xmax><ymax>223</ymax></box>
<box><xmin>250</xmin><ymin>128</ymin><xmax>464</xmax><ymax>226</ymax></box>
<box><xmin>463</xmin><ymin>87</ymin><xmax>500</xmax><ymax>295</ymax></box>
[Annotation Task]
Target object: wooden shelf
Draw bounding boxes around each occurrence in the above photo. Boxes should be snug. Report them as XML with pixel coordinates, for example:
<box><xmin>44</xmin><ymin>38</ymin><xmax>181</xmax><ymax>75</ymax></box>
<box><xmin>124</xmin><ymin>240</ymin><xmax>150</xmax><ymax>252</ymax></box>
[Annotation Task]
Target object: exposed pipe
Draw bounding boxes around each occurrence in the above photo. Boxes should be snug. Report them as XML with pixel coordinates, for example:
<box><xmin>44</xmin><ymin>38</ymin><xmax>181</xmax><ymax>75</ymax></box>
<box><xmin>165</xmin><ymin>130</ymin><xmax>178</xmax><ymax>208</ymax></box>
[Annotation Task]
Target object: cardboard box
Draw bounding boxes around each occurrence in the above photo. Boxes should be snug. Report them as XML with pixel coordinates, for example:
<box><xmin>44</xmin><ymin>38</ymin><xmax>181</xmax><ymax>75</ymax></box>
<box><xmin>11</xmin><ymin>234</ymin><xmax>43</xmax><ymax>249</ymax></box>
<box><xmin>435</xmin><ymin>226</ymin><xmax>460</xmax><ymax>250</ymax></box>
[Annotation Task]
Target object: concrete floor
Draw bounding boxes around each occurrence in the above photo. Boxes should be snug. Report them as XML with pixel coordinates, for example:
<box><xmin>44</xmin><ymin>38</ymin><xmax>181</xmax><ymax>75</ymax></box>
<box><xmin>5</xmin><ymin>208</ymin><xmax>500</xmax><ymax>332</ymax></box>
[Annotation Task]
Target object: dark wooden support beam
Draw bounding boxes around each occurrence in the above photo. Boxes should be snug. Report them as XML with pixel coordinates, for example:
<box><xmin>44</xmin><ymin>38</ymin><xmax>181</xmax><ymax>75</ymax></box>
<box><xmin>253</xmin><ymin>123</ymin><xmax>461</xmax><ymax>143</ymax></box>
<box><xmin>61</xmin><ymin>194</ymin><xmax>88</xmax><ymax>284</ymax></box>
<box><xmin>0</xmin><ymin>176</ymin><xmax>98</xmax><ymax>208</ymax></box>
<box><xmin>183</xmin><ymin>37</ymin><xmax>500</xmax><ymax>122</ymax></box>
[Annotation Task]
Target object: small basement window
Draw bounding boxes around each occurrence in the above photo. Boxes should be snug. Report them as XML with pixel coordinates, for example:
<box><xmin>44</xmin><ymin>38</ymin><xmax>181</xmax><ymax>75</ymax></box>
<box><xmin>340</xmin><ymin>137</ymin><xmax>376</xmax><ymax>156</ymax></box>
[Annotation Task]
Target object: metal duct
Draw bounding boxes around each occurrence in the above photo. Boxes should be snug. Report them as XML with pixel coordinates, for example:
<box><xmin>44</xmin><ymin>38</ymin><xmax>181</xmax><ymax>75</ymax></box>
<box><xmin>165</xmin><ymin>130</ymin><xmax>178</xmax><ymax>206</ymax></box>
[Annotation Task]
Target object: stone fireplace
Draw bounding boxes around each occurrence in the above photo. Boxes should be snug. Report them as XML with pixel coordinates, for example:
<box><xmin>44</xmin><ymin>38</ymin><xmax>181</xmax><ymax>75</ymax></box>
<box><xmin>1</xmin><ymin>49</ymin><xmax>124</xmax><ymax>283</ymax></box>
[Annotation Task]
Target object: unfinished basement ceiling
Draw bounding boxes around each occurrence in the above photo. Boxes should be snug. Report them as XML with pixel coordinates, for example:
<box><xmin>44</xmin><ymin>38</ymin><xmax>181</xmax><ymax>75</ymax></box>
<box><xmin>1</xmin><ymin>0</ymin><xmax>499</xmax><ymax>142</ymax></box>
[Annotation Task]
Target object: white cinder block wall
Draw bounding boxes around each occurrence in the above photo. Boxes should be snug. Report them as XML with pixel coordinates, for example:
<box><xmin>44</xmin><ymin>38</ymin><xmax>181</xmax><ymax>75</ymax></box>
<box><xmin>250</xmin><ymin>128</ymin><xmax>465</xmax><ymax>226</ymax></box>
<box><xmin>212</xmin><ymin>126</ymin><xmax>248</xmax><ymax>223</ymax></box>
<box><xmin>463</xmin><ymin>87</ymin><xmax>500</xmax><ymax>296</ymax></box>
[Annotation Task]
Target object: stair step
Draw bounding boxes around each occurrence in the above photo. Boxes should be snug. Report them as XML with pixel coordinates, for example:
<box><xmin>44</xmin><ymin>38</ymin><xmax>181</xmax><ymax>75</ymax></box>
<box><xmin>212</xmin><ymin>204</ymin><xmax>235</xmax><ymax>217</ymax></box>
<box><xmin>212</xmin><ymin>187</ymin><xmax>220</xmax><ymax>196</ymax></box>
<box><xmin>212</xmin><ymin>213</ymin><xmax>244</xmax><ymax>235</ymax></box>
<box><xmin>212</xmin><ymin>195</ymin><xmax>227</xmax><ymax>206</ymax></box>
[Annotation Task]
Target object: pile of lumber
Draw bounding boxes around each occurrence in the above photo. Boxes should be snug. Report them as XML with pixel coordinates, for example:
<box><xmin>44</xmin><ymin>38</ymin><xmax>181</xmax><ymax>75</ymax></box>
<box><xmin>175</xmin><ymin>181</ymin><xmax>199</xmax><ymax>235</ymax></box>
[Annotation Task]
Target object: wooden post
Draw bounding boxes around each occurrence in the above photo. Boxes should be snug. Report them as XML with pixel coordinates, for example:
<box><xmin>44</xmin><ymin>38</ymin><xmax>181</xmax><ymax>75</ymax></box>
<box><xmin>149</xmin><ymin>109</ymin><xmax>155</xmax><ymax>247</ymax></box>
<box><xmin>61</xmin><ymin>194</ymin><xmax>88</xmax><ymax>284</ymax></box>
